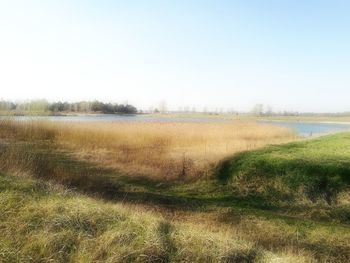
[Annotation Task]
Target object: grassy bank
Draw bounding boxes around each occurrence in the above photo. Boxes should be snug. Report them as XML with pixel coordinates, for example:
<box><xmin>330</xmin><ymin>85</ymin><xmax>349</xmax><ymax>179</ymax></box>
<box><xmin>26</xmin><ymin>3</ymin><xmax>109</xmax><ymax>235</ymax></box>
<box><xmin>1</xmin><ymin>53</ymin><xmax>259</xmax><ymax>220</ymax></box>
<box><xmin>0</xmin><ymin>120</ymin><xmax>350</xmax><ymax>262</ymax></box>
<box><xmin>216</xmin><ymin>133</ymin><xmax>350</xmax><ymax>207</ymax></box>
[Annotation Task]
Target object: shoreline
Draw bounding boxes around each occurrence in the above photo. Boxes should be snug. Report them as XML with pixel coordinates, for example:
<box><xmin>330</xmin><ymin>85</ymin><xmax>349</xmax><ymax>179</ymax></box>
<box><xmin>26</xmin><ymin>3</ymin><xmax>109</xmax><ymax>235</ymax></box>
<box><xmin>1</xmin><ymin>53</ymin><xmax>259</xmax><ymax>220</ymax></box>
<box><xmin>2</xmin><ymin>112</ymin><xmax>350</xmax><ymax>125</ymax></box>
<box><xmin>259</xmin><ymin>118</ymin><xmax>350</xmax><ymax>125</ymax></box>
<box><xmin>0</xmin><ymin>112</ymin><xmax>142</xmax><ymax>117</ymax></box>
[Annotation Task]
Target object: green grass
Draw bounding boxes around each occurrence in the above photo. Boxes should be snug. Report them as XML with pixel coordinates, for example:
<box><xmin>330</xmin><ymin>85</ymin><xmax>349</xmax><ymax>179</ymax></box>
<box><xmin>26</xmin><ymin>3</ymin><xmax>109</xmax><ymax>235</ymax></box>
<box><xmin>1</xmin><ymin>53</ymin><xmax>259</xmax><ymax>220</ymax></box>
<box><xmin>2</xmin><ymin>172</ymin><xmax>313</xmax><ymax>263</ymax></box>
<box><xmin>216</xmin><ymin>133</ymin><xmax>350</xmax><ymax>206</ymax></box>
<box><xmin>1</xmin><ymin>127</ymin><xmax>350</xmax><ymax>261</ymax></box>
<box><xmin>1</xmin><ymin>171</ymin><xmax>349</xmax><ymax>262</ymax></box>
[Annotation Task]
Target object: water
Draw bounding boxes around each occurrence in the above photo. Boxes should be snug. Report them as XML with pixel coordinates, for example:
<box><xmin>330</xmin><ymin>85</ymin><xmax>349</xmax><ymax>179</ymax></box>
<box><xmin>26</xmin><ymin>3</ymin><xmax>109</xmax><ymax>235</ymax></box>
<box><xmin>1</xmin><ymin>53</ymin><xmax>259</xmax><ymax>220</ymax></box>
<box><xmin>260</xmin><ymin>120</ymin><xmax>350</xmax><ymax>137</ymax></box>
<box><xmin>0</xmin><ymin>114</ymin><xmax>225</xmax><ymax>123</ymax></box>
<box><xmin>2</xmin><ymin>115</ymin><xmax>350</xmax><ymax>136</ymax></box>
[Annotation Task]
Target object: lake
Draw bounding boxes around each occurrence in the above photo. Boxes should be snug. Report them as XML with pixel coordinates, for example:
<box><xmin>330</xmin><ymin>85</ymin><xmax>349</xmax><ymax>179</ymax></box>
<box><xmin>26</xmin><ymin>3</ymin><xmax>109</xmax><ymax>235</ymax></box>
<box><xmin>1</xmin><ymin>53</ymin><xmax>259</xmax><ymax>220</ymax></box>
<box><xmin>260</xmin><ymin>120</ymin><xmax>350</xmax><ymax>137</ymax></box>
<box><xmin>2</xmin><ymin>115</ymin><xmax>350</xmax><ymax>136</ymax></box>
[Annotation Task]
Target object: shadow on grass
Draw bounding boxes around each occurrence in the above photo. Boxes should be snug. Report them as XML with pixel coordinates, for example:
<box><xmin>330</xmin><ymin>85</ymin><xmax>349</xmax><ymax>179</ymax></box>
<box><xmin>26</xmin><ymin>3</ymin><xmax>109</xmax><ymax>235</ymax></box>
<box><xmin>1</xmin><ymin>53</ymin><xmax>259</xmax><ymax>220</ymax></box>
<box><xmin>0</xmin><ymin>141</ymin><xmax>277</xmax><ymax>213</ymax></box>
<box><xmin>0</xmin><ymin>140</ymin><xmax>349</xmax><ymax>222</ymax></box>
<box><xmin>215</xmin><ymin>141</ymin><xmax>350</xmax><ymax>205</ymax></box>
<box><xmin>1</xmin><ymin>141</ymin><xmax>350</xmax><ymax>262</ymax></box>
<box><xmin>157</xmin><ymin>221</ymin><xmax>177</xmax><ymax>262</ymax></box>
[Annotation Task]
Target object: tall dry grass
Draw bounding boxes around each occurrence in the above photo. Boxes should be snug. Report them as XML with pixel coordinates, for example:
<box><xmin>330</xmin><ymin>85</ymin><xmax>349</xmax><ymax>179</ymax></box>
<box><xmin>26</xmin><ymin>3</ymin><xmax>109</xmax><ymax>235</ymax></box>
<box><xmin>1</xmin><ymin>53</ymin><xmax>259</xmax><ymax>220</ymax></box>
<box><xmin>0</xmin><ymin>120</ymin><xmax>295</xmax><ymax>179</ymax></box>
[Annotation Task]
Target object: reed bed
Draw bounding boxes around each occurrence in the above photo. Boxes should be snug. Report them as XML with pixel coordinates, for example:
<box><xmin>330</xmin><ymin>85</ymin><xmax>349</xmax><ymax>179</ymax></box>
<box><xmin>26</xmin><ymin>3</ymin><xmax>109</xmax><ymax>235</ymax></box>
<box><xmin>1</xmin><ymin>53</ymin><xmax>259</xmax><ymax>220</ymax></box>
<box><xmin>0</xmin><ymin>119</ymin><xmax>295</xmax><ymax>179</ymax></box>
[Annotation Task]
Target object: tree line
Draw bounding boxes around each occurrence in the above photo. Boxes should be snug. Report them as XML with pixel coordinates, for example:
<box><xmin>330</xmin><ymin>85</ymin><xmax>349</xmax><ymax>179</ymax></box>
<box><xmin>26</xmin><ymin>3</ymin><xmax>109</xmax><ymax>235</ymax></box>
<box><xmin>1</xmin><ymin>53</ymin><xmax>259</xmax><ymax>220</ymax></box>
<box><xmin>0</xmin><ymin>100</ymin><xmax>138</xmax><ymax>114</ymax></box>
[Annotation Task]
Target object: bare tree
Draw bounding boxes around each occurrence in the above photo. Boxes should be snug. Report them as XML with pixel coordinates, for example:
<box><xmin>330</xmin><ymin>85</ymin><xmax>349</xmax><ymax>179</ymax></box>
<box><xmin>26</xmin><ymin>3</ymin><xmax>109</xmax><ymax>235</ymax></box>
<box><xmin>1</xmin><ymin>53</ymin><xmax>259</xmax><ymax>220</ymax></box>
<box><xmin>159</xmin><ymin>100</ymin><xmax>167</xmax><ymax>114</ymax></box>
<box><xmin>252</xmin><ymin>104</ymin><xmax>264</xmax><ymax>116</ymax></box>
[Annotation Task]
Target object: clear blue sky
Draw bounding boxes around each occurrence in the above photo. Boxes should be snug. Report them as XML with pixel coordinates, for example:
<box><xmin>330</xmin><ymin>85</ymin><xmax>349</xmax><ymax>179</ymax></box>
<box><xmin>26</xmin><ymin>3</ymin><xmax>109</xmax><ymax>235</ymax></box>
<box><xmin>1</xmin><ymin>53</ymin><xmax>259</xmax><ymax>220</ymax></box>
<box><xmin>1</xmin><ymin>0</ymin><xmax>350</xmax><ymax>112</ymax></box>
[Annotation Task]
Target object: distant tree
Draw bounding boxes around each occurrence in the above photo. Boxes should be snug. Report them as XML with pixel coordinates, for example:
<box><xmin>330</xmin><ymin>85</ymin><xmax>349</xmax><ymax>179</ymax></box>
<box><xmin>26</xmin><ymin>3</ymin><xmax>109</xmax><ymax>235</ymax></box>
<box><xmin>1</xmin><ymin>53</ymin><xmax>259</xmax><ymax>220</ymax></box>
<box><xmin>0</xmin><ymin>100</ymin><xmax>138</xmax><ymax>115</ymax></box>
<box><xmin>115</xmin><ymin>104</ymin><xmax>137</xmax><ymax>114</ymax></box>
<box><xmin>252</xmin><ymin>104</ymin><xmax>264</xmax><ymax>116</ymax></box>
<box><xmin>71</xmin><ymin>103</ymin><xmax>78</xmax><ymax>112</ymax></box>
<box><xmin>91</xmin><ymin>100</ymin><xmax>103</xmax><ymax>112</ymax></box>
<box><xmin>49</xmin><ymin>102</ymin><xmax>64</xmax><ymax>112</ymax></box>
<box><xmin>148</xmin><ymin>106</ymin><xmax>154</xmax><ymax>113</ymax></box>
<box><xmin>102</xmin><ymin>103</ymin><xmax>115</xmax><ymax>113</ymax></box>
<box><xmin>78</xmin><ymin>101</ymin><xmax>90</xmax><ymax>112</ymax></box>
<box><xmin>265</xmin><ymin>105</ymin><xmax>273</xmax><ymax>116</ymax></box>
<box><xmin>63</xmin><ymin>102</ymin><xmax>71</xmax><ymax>112</ymax></box>
<box><xmin>159</xmin><ymin>100</ymin><xmax>167</xmax><ymax>114</ymax></box>
<box><xmin>124</xmin><ymin>104</ymin><xmax>137</xmax><ymax>114</ymax></box>
<box><xmin>24</xmin><ymin>99</ymin><xmax>49</xmax><ymax>112</ymax></box>
<box><xmin>0</xmin><ymin>100</ymin><xmax>16</xmax><ymax>111</ymax></box>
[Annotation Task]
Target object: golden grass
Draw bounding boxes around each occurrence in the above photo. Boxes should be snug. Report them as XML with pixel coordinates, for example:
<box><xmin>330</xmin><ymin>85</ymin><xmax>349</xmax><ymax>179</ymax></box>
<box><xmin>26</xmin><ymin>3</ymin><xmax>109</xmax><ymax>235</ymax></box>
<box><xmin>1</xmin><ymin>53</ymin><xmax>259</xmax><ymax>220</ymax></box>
<box><xmin>0</xmin><ymin>172</ymin><xmax>318</xmax><ymax>262</ymax></box>
<box><xmin>0</xmin><ymin>120</ymin><xmax>296</xmax><ymax>179</ymax></box>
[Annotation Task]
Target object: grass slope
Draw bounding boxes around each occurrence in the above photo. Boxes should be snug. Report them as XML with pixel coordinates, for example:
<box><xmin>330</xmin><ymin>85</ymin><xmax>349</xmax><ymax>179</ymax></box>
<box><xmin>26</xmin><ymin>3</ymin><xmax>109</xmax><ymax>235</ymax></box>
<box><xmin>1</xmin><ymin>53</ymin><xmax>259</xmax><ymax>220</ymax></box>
<box><xmin>216</xmin><ymin>133</ymin><xmax>350</xmax><ymax>217</ymax></box>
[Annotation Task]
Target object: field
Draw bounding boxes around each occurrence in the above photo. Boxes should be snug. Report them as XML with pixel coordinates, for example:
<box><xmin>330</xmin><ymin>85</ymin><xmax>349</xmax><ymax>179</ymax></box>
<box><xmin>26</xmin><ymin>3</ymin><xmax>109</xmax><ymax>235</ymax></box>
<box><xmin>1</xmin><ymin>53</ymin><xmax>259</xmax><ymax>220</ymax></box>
<box><xmin>0</xmin><ymin>120</ymin><xmax>350</xmax><ymax>262</ymax></box>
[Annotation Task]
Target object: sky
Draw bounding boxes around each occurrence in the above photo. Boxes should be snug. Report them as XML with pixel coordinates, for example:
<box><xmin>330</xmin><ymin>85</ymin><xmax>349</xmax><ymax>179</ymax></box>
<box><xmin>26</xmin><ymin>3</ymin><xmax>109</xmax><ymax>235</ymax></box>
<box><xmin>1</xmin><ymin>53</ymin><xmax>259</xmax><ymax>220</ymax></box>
<box><xmin>0</xmin><ymin>0</ymin><xmax>350</xmax><ymax>112</ymax></box>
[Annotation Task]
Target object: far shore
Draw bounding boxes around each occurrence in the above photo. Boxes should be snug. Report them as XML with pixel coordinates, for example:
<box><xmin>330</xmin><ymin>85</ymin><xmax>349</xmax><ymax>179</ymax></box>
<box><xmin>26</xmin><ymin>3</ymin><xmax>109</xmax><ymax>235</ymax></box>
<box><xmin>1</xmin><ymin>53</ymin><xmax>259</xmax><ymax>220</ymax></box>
<box><xmin>0</xmin><ymin>111</ymin><xmax>140</xmax><ymax>117</ymax></box>
<box><xmin>259</xmin><ymin>118</ymin><xmax>350</xmax><ymax>125</ymax></box>
<box><xmin>2</xmin><ymin>111</ymin><xmax>350</xmax><ymax>124</ymax></box>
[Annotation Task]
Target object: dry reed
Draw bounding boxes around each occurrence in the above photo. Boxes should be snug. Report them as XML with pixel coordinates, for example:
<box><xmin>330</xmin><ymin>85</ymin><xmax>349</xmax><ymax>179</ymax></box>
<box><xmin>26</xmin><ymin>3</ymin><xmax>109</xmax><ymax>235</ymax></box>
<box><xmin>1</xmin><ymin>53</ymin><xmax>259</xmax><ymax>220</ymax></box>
<box><xmin>0</xmin><ymin>120</ymin><xmax>296</xmax><ymax>179</ymax></box>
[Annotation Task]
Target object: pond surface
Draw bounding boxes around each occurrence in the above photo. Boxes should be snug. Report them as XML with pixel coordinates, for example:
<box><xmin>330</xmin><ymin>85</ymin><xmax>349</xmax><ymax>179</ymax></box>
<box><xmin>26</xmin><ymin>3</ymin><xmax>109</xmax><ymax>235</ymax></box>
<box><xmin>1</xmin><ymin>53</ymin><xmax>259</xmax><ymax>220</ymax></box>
<box><xmin>260</xmin><ymin>120</ymin><xmax>350</xmax><ymax>137</ymax></box>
